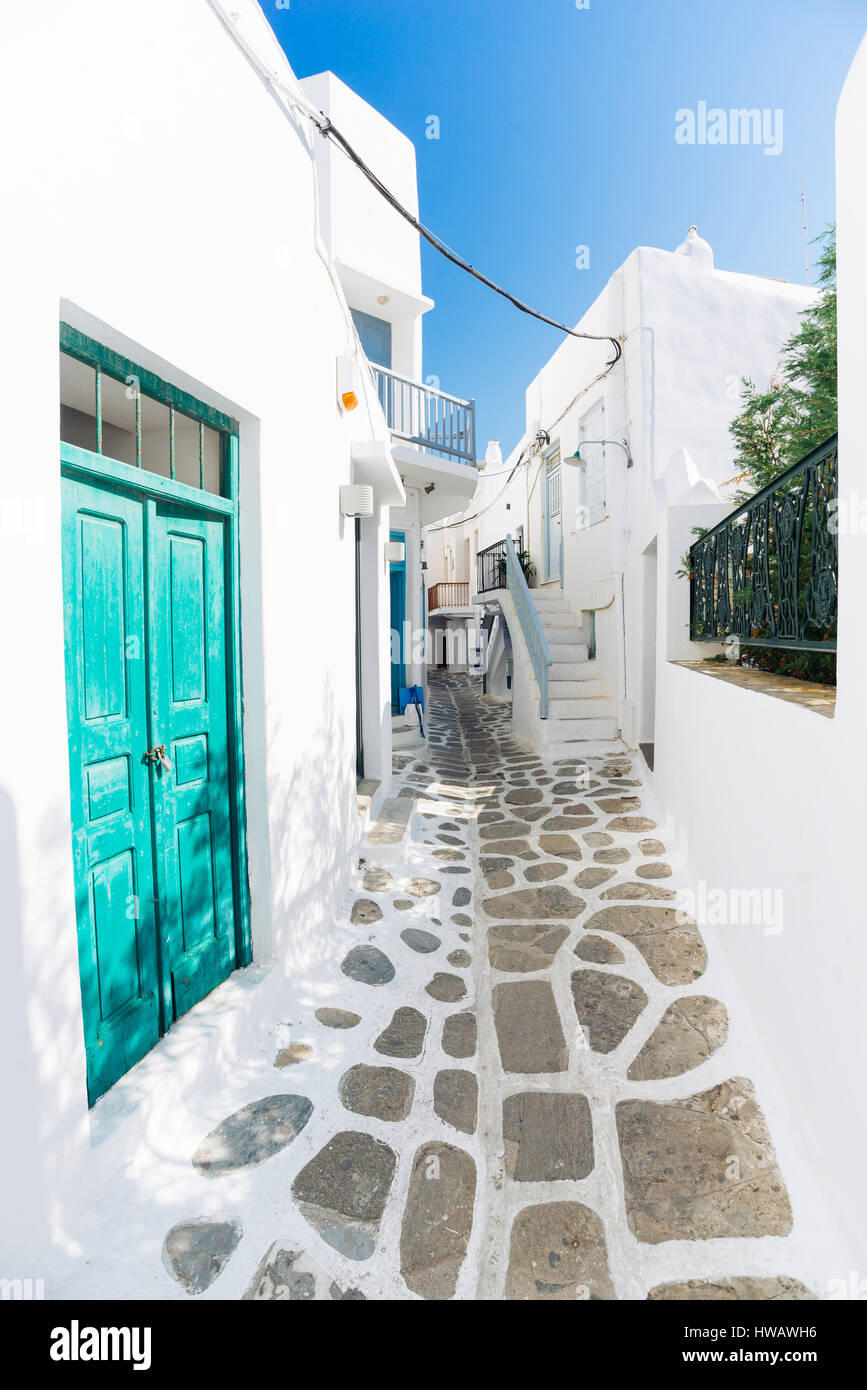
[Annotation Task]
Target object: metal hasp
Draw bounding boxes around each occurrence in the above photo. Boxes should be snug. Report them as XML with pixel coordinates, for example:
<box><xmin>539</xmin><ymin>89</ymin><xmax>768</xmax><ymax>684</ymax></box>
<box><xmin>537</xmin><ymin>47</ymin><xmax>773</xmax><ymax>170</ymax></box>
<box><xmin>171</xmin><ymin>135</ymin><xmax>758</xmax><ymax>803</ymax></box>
<box><xmin>505</xmin><ymin>533</ymin><xmax>553</xmax><ymax>718</ymax></box>
<box><xmin>689</xmin><ymin>435</ymin><xmax>838</xmax><ymax>652</ymax></box>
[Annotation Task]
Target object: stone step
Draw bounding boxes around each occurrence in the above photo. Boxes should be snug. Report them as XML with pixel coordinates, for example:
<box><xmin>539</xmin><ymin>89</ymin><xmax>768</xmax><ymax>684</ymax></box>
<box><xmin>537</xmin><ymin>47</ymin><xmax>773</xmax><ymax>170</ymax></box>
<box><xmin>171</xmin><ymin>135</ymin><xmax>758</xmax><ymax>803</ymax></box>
<box><xmin>368</xmin><ymin>796</ymin><xmax>414</xmax><ymax>847</ymax></box>
<box><xmin>536</xmin><ymin>610</ymin><xmax>578</xmax><ymax>628</ymax></box>
<box><xmin>547</xmin><ymin>681</ymin><xmax>603</xmax><ymax>700</ymax></box>
<box><xmin>549</xmin><ymin>660</ymin><xmax>594</xmax><ymax>679</ymax></box>
<box><xmin>548</xmin><ymin>642</ymin><xmax>589</xmax><ymax>662</ymax></box>
<box><xmin>539</xmin><ymin>716</ymin><xmax>620</xmax><ymax>742</ymax></box>
<box><xmin>531</xmin><ymin>596</ymin><xmax>570</xmax><ymax>612</ymax></box>
<box><xmin>356</xmin><ymin>778</ymin><xmax>383</xmax><ymax>836</ymax></box>
<box><xmin>544</xmin><ymin>736</ymin><xmax>626</xmax><ymax>758</ymax></box>
<box><xmin>546</xmin><ymin>696</ymin><xmax>616</xmax><ymax>719</ymax></box>
<box><xmin>540</xmin><ymin>625</ymin><xmax>585</xmax><ymax>644</ymax></box>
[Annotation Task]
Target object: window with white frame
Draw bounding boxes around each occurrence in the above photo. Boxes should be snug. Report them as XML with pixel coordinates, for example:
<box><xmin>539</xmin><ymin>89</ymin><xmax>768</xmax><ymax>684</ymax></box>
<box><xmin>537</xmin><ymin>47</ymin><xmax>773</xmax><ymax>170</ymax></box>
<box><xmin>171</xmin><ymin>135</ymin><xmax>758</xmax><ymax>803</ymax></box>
<box><xmin>579</xmin><ymin>400</ymin><xmax>607</xmax><ymax>527</ymax></box>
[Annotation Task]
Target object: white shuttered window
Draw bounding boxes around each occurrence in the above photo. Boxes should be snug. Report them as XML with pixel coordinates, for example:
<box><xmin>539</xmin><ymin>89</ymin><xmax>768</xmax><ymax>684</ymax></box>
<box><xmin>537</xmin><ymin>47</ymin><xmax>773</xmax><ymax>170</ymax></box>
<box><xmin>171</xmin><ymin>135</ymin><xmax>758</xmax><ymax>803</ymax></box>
<box><xmin>580</xmin><ymin>401</ymin><xmax>607</xmax><ymax>526</ymax></box>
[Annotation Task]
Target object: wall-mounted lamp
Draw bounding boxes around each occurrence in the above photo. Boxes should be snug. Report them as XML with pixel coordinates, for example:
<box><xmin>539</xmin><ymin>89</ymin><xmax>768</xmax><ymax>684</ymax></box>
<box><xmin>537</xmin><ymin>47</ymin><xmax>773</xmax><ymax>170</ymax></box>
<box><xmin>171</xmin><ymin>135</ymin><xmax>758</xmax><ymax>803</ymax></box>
<box><xmin>339</xmin><ymin>483</ymin><xmax>374</xmax><ymax>518</ymax></box>
<box><xmin>568</xmin><ymin>440</ymin><xmax>633</xmax><ymax>469</ymax></box>
<box><xmin>385</xmin><ymin>540</ymin><xmax>405</xmax><ymax>563</ymax></box>
<box><xmin>424</xmin><ymin>482</ymin><xmax>436</xmax><ymax>495</ymax></box>
<box><xmin>535</xmin><ymin>429</ymin><xmax>551</xmax><ymax>452</ymax></box>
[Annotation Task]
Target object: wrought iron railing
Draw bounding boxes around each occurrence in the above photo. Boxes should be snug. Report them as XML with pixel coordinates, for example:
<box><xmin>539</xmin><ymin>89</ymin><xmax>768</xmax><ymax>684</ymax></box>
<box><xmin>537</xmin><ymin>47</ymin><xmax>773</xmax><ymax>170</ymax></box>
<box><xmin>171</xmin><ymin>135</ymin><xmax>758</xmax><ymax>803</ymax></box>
<box><xmin>476</xmin><ymin>539</ymin><xmax>508</xmax><ymax>594</ymax></box>
<box><xmin>505</xmin><ymin>534</ymin><xmax>553</xmax><ymax>718</ymax></box>
<box><xmin>370</xmin><ymin>365</ymin><xmax>476</xmax><ymax>465</ymax></box>
<box><xmin>689</xmin><ymin>435</ymin><xmax>838</xmax><ymax>652</ymax></box>
<box><xmin>429</xmin><ymin>582</ymin><xmax>470</xmax><ymax>611</ymax></box>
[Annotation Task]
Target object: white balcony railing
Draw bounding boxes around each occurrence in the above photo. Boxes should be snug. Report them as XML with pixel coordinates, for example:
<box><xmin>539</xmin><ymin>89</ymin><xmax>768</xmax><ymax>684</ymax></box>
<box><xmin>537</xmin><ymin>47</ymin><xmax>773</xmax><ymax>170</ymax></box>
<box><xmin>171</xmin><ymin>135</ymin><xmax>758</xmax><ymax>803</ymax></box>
<box><xmin>371</xmin><ymin>365</ymin><xmax>476</xmax><ymax>466</ymax></box>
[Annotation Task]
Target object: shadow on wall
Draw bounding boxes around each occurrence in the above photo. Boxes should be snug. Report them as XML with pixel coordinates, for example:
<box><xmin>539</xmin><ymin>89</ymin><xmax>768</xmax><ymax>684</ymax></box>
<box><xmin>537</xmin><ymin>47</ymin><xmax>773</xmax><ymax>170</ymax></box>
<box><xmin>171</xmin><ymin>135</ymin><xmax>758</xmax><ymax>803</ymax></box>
<box><xmin>266</xmin><ymin>677</ymin><xmax>356</xmax><ymax>980</ymax></box>
<box><xmin>0</xmin><ymin>787</ymin><xmax>58</xmax><ymax>1269</ymax></box>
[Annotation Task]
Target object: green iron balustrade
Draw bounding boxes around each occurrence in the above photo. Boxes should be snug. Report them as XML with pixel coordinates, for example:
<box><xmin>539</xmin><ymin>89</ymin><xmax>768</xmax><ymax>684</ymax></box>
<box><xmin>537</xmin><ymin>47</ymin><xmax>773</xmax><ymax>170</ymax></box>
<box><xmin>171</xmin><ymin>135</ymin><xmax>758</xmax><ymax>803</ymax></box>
<box><xmin>689</xmin><ymin>434</ymin><xmax>838</xmax><ymax>652</ymax></box>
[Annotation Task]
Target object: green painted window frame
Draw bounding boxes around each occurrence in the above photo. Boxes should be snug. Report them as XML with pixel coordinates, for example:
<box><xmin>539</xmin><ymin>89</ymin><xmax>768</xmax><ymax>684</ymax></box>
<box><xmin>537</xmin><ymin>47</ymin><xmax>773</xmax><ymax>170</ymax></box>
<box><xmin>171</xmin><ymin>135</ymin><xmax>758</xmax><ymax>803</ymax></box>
<box><xmin>59</xmin><ymin>324</ymin><xmax>252</xmax><ymax>977</ymax></box>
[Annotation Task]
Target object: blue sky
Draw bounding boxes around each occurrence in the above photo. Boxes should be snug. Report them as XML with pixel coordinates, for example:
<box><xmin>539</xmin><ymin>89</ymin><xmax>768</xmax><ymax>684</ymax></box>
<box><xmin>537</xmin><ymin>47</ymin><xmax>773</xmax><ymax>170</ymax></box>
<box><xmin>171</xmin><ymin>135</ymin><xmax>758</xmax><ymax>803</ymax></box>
<box><xmin>265</xmin><ymin>0</ymin><xmax>865</xmax><ymax>455</ymax></box>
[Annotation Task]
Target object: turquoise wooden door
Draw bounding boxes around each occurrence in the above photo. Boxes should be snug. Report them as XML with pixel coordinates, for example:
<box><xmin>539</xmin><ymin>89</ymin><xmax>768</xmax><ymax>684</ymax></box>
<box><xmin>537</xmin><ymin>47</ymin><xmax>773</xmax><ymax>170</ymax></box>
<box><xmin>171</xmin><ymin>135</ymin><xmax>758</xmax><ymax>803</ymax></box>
<box><xmin>63</xmin><ymin>473</ymin><xmax>242</xmax><ymax>1102</ymax></box>
<box><xmin>62</xmin><ymin>476</ymin><xmax>162</xmax><ymax>1103</ymax></box>
<box><xmin>148</xmin><ymin>500</ymin><xmax>236</xmax><ymax>1020</ymax></box>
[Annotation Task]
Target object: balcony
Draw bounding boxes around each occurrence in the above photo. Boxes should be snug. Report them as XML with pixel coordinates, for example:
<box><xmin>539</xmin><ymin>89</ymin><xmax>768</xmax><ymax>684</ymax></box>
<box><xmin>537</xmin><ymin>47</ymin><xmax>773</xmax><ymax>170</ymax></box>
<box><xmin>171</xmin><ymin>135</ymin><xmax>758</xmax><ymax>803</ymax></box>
<box><xmin>476</xmin><ymin>539</ymin><xmax>508</xmax><ymax>594</ymax></box>
<box><xmin>371</xmin><ymin>366</ymin><xmax>476</xmax><ymax>466</ymax></box>
<box><xmin>689</xmin><ymin>435</ymin><xmax>838</xmax><ymax>653</ymax></box>
<box><xmin>429</xmin><ymin>582</ymin><xmax>470</xmax><ymax>613</ymax></box>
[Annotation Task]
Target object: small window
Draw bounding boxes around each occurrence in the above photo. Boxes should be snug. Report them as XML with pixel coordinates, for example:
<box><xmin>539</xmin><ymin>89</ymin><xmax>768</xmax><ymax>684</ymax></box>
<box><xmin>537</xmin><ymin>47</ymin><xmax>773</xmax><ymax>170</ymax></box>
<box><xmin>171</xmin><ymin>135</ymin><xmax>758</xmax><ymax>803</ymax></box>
<box><xmin>60</xmin><ymin>334</ymin><xmax>232</xmax><ymax>497</ymax></box>
<box><xmin>140</xmin><ymin>393</ymin><xmax>172</xmax><ymax>478</ymax></box>
<box><xmin>60</xmin><ymin>354</ymin><xmax>97</xmax><ymax>453</ymax></box>
<box><xmin>100</xmin><ymin>373</ymin><xmax>137</xmax><ymax>466</ymax></box>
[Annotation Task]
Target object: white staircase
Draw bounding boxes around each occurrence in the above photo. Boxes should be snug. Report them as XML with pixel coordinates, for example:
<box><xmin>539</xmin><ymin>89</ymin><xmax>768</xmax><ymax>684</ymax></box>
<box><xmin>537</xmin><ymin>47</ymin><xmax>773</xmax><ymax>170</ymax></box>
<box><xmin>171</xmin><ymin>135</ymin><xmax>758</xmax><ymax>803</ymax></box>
<box><xmin>532</xmin><ymin>588</ymin><xmax>619</xmax><ymax>747</ymax></box>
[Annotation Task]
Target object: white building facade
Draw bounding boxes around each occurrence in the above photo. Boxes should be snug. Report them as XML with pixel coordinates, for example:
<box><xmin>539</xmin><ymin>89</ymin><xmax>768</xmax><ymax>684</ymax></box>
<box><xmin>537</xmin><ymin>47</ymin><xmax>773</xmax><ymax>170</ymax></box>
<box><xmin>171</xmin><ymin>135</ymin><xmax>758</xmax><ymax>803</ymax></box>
<box><xmin>0</xmin><ymin>0</ymin><xmax>475</xmax><ymax>1268</ymax></box>
<box><xmin>468</xmin><ymin>233</ymin><xmax>814</xmax><ymax>753</ymax></box>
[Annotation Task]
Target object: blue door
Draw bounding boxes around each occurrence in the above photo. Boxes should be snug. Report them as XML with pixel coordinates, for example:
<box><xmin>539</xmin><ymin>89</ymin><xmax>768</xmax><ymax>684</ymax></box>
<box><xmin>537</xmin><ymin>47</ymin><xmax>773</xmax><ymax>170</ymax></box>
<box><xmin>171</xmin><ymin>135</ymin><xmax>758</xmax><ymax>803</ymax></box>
<box><xmin>544</xmin><ymin>448</ymin><xmax>562</xmax><ymax>584</ymax></box>
<box><xmin>351</xmin><ymin>309</ymin><xmax>392</xmax><ymax>369</ymax></box>
<box><xmin>389</xmin><ymin>530</ymin><xmax>407</xmax><ymax>712</ymax></box>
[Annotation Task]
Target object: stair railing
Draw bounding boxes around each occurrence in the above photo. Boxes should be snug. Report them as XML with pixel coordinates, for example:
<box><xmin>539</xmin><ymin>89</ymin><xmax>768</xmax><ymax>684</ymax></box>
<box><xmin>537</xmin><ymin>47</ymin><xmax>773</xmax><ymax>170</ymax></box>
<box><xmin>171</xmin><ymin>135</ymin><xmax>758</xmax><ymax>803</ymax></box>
<box><xmin>505</xmin><ymin>533</ymin><xmax>553</xmax><ymax>718</ymax></box>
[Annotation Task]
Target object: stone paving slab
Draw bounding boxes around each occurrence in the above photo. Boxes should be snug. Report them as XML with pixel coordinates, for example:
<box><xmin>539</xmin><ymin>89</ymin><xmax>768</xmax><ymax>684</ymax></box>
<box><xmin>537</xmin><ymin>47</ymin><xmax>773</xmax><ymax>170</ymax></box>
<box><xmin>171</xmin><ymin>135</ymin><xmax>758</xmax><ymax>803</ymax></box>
<box><xmin>617</xmin><ymin>1078</ymin><xmax>793</xmax><ymax>1244</ymax></box>
<box><xmin>502</xmin><ymin>1093</ymin><xmax>594</xmax><ymax>1182</ymax></box>
<box><xmin>492</xmin><ymin>980</ymin><xmax>569</xmax><ymax>1073</ymax></box>
<box><xmin>506</xmin><ymin>1202</ymin><xmax>616</xmax><ymax>1301</ymax></box>
<box><xmin>400</xmin><ymin>1142</ymin><xmax>477</xmax><ymax>1299</ymax></box>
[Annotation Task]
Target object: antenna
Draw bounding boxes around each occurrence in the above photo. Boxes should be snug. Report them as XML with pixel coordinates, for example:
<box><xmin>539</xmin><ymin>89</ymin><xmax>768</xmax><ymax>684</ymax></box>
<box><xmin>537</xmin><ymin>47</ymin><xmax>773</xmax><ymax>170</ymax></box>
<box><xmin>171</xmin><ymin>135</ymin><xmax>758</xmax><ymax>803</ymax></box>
<box><xmin>801</xmin><ymin>177</ymin><xmax>809</xmax><ymax>285</ymax></box>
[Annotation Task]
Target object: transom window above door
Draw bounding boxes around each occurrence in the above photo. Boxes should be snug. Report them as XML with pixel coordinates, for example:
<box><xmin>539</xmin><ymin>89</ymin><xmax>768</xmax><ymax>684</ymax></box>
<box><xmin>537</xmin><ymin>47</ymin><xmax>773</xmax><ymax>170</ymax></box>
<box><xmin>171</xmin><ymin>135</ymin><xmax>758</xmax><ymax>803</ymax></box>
<box><xmin>59</xmin><ymin>325</ymin><xmax>236</xmax><ymax>496</ymax></box>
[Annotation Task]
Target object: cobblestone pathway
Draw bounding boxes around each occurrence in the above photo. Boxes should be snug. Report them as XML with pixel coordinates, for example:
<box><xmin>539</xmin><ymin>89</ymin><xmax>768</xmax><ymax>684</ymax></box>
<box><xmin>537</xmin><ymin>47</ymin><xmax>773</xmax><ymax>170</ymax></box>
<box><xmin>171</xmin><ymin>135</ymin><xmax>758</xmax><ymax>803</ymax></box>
<box><xmin>166</xmin><ymin>673</ymin><xmax>815</xmax><ymax>1300</ymax></box>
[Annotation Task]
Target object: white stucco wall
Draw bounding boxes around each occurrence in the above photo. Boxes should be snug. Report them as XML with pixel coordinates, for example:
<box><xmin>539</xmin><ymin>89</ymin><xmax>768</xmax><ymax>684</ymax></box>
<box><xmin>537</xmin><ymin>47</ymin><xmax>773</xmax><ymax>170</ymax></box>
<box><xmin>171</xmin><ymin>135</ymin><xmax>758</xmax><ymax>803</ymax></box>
<box><xmin>648</xmin><ymin>35</ymin><xmax>867</xmax><ymax>1274</ymax></box>
<box><xmin>0</xmin><ymin>0</ymin><xmax>399</xmax><ymax>1266</ymax></box>
<box><xmin>300</xmin><ymin>70</ymin><xmax>430</xmax><ymax>381</ymax></box>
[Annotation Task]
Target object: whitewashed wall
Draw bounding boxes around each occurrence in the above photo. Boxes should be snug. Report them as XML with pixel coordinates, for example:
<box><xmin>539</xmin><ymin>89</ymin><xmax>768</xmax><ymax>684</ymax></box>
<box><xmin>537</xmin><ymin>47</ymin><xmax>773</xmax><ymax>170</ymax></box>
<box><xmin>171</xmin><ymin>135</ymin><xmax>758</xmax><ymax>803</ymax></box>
<box><xmin>301</xmin><ymin>71</ymin><xmax>430</xmax><ymax>381</ymax></box>
<box><xmin>472</xmin><ymin>241</ymin><xmax>813</xmax><ymax>745</ymax></box>
<box><xmin>649</xmin><ymin>35</ymin><xmax>867</xmax><ymax>1277</ymax></box>
<box><xmin>0</xmin><ymin>0</ymin><xmax>397</xmax><ymax>1267</ymax></box>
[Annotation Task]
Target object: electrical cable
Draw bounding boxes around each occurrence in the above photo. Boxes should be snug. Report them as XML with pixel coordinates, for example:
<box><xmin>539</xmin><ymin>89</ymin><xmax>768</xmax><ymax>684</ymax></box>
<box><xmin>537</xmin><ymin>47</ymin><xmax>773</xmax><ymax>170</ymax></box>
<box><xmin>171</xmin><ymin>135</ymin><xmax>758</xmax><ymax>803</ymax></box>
<box><xmin>206</xmin><ymin>3</ymin><xmax>622</xmax><ymax>370</ymax></box>
<box><xmin>207</xmin><ymin>0</ymin><xmax>626</xmax><ymax>525</ymax></box>
<box><xmin>319</xmin><ymin>119</ymin><xmax>623</xmax><ymax>370</ymax></box>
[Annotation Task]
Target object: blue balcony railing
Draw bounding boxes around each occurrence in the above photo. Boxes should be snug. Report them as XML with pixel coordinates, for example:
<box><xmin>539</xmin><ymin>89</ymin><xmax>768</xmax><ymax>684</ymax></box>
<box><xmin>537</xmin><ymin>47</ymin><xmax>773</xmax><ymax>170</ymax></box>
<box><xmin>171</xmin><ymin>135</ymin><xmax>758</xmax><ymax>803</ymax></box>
<box><xmin>371</xmin><ymin>365</ymin><xmax>476</xmax><ymax>465</ymax></box>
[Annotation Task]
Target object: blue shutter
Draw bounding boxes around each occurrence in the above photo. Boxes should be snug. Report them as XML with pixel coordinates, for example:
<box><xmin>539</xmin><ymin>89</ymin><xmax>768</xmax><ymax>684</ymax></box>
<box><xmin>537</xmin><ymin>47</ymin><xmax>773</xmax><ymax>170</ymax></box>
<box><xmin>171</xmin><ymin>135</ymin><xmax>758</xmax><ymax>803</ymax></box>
<box><xmin>351</xmin><ymin>309</ymin><xmax>393</xmax><ymax>369</ymax></box>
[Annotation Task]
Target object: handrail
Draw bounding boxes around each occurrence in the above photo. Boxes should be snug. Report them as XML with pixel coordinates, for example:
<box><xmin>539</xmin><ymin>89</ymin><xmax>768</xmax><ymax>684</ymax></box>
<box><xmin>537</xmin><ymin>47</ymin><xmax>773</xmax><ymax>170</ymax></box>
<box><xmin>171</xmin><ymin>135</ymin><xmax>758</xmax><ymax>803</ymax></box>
<box><xmin>372</xmin><ymin>363</ymin><xmax>472</xmax><ymax>410</ymax></box>
<box><xmin>689</xmin><ymin>434</ymin><xmax>838</xmax><ymax>652</ymax></box>
<box><xmin>370</xmin><ymin>364</ymin><xmax>476</xmax><ymax>465</ymax></box>
<box><xmin>505</xmin><ymin>533</ymin><xmax>553</xmax><ymax>718</ymax></box>
<box><xmin>429</xmin><ymin>582</ymin><xmax>470</xmax><ymax>611</ymax></box>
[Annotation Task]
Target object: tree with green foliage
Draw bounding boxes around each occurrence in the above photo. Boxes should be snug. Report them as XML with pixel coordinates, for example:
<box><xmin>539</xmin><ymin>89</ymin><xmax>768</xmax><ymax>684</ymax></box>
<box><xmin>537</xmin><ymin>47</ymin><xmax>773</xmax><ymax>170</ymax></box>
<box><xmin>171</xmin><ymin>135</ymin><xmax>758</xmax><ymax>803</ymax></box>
<box><xmin>718</xmin><ymin>226</ymin><xmax>838</xmax><ymax>685</ymax></box>
<box><xmin>728</xmin><ymin>225</ymin><xmax>836</xmax><ymax>500</ymax></box>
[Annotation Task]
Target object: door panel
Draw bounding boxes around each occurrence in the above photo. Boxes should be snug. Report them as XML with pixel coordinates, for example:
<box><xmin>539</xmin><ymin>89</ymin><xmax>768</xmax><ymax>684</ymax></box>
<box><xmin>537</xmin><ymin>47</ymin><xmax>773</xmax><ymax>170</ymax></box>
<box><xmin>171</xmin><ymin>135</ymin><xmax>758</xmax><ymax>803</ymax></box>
<box><xmin>148</xmin><ymin>501</ymin><xmax>236</xmax><ymax>1020</ymax></box>
<box><xmin>546</xmin><ymin>455</ymin><xmax>562</xmax><ymax>582</ymax></box>
<box><xmin>62</xmin><ymin>476</ymin><xmax>161</xmax><ymax>1103</ymax></box>
<box><xmin>389</xmin><ymin>531</ymin><xmax>407</xmax><ymax>710</ymax></box>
